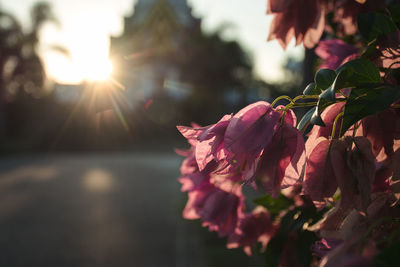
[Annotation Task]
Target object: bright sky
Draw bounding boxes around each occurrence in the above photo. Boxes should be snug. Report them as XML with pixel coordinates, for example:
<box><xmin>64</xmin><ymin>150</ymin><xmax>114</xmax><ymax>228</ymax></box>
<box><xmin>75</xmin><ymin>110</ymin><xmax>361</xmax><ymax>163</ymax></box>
<box><xmin>2</xmin><ymin>0</ymin><xmax>303</xmax><ymax>84</ymax></box>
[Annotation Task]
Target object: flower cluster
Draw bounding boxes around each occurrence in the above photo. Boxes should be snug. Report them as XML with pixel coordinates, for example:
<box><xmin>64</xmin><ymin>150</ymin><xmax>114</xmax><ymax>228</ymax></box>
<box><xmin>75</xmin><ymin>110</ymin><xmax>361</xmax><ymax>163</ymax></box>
<box><xmin>177</xmin><ymin>101</ymin><xmax>304</xmax><ymax>254</ymax></box>
<box><xmin>267</xmin><ymin>0</ymin><xmax>385</xmax><ymax>49</ymax></box>
<box><xmin>177</xmin><ymin>0</ymin><xmax>400</xmax><ymax>265</ymax></box>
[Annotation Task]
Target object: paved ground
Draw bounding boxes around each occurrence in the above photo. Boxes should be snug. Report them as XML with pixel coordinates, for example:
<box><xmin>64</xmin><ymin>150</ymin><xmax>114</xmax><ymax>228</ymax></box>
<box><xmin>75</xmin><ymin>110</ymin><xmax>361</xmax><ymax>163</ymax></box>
<box><xmin>0</xmin><ymin>152</ymin><xmax>265</xmax><ymax>267</ymax></box>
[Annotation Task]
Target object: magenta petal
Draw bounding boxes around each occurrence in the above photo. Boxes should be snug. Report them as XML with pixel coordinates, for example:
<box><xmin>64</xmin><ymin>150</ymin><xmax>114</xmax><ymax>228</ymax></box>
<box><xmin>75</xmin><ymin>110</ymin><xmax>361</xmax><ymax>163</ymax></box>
<box><xmin>303</xmin><ymin>137</ymin><xmax>338</xmax><ymax>208</ymax></box>
<box><xmin>267</xmin><ymin>0</ymin><xmax>293</xmax><ymax>13</ymax></box>
<box><xmin>176</xmin><ymin>125</ymin><xmax>205</xmax><ymax>140</ymax></box>
<box><xmin>227</xmin><ymin>207</ymin><xmax>276</xmax><ymax>256</ymax></box>
<box><xmin>275</xmin><ymin>105</ymin><xmax>297</xmax><ymax>127</ymax></box>
<box><xmin>195</xmin><ymin>115</ymin><xmax>232</xmax><ymax>170</ymax></box>
<box><xmin>306</xmin><ymin>103</ymin><xmax>346</xmax><ymax>157</ymax></box>
<box><xmin>258</xmin><ymin>123</ymin><xmax>305</xmax><ymax>198</ymax></box>
<box><xmin>196</xmin><ymin>137</ymin><xmax>217</xmax><ymax>171</ymax></box>
<box><xmin>225</xmin><ymin>101</ymin><xmax>280</xmax><ymax>159</ymax></box>
<box><xmin>183</xmin><ymin>181</ymin><xmax>243</xmax><ymax>237</ymax></box>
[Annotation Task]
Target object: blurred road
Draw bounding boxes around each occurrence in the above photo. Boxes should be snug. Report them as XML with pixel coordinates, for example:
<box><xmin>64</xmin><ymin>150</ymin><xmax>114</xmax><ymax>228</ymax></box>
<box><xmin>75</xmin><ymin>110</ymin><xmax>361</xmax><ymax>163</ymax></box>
<box><xmin>0</xmin><ymin>152</ymin><xmax>206</xmax><ymax>267</ymax></box>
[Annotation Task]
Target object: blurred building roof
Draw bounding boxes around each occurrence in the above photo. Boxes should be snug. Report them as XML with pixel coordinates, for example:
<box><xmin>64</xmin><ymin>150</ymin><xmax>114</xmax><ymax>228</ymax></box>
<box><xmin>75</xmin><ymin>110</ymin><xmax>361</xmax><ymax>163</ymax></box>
<box><xmin>127</xmin><ymin>0</ymin><xmax>198</xmax><ymax>28</ymax></box>
<box><xmin>109</xmin><ymin>0</ymin><xmax>201</xmax><ymax>109</ymax></box>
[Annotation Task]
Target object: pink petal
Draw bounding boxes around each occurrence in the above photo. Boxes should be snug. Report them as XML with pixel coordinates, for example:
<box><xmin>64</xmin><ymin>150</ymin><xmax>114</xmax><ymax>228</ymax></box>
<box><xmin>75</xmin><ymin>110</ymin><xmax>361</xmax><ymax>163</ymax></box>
<box><xmin>303</xmin><ymin>137</ymin><xmax>338</xmax><ymax>208</ymax></box>
<box><xmin>267</xmin><ymin>0</ymin><xmax>293</xmax><ymax>13</ymax></box>
<box><xmin>258</xmin><ymin>123</ymin><xmax>305</xmax><ymax>198</ymax></box>
<box><xmin>224</xmin><ymin>101</ymin><xmax>280</xmax><ymax>159</ymax></box>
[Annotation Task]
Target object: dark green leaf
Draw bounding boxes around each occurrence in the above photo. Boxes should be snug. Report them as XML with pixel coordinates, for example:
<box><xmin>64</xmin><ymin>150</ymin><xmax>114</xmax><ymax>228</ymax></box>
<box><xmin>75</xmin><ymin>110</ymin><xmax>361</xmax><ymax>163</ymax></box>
<box><xmin>388</xmin><ymin>4</ymin><xmax>400</xmax><ymax>25</ymax></box>
<box><xmin>315</xmin><ymin>69</ymin><xmax>336</xmax><ymax>90</ymax></box>
<box><xmin>361</xmin><ymin>43</ymin><xmax>378</xmax><ymax>59</ymax></box>
<box><xmin>334</xmin><ymin>58</ymin><xmax>381</xmax><ymax>92</ymax></box>
<box><xmin>320</xmin><ymin>86</ymin><xmax>335</xmax><ymax>102</ymax></box>
<box><xmin>374</xmin><ymin>241</ymin><xmax>400</xmax><ymax>266</ymax></box>
<box><xmin>340</xmin><ymin>85</ymin><xmax>400</xmax><ymax>136</ymax></box>
<box><xmin>297</xmin><ymin>107</ymin><xmax>316</xmax><ymax>132</ymax></box>
<box><xmin>303</xmin><ymin>82</ymin><xmax>321</xmax><ymax>95</ymax></box>
<box><xmin>310</xmin><ymin>96</ymin><xmax>336</xmax><ymax>127</ymax></box>
<box><xmin>358</xmin><ymin>12</ymin><xmax>398</xmax><ymax>42</ymax></box>
<box><xmin>310</xmin><ymin>107</ymin><xmax>325</xmax><ymax>127</ymax></box>
<box><xmin>296</xmin><ymin>231</ymin><xmax>318</xmax><ymax>267</ymax></box>
<box><xmin>253</xmin><ymin>194</ymin><xmax>292</xmax><ymax>217</ymax></box>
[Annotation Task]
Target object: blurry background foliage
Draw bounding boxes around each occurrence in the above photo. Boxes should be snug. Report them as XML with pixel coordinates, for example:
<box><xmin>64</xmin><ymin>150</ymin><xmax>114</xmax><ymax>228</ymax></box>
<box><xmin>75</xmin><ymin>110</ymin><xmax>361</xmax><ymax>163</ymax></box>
<box><xmin>0</xmin><ymin>1</ymin><xmax>306</xmax><ymax>154</ymax></box>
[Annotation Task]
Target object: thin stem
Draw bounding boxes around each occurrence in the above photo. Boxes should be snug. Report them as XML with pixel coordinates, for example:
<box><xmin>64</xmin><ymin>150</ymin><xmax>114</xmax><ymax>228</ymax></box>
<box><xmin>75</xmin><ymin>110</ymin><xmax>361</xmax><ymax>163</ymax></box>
<box><xmin>271</xmin><ymin>95</ymin><xmax>293</xmax><ymax>108</ymax></box>
<box><xmin>292</xmin><ymin>94</ymin><xmax>320</xmax><ymax>103</ymax></box>
<box><xmin>331</xmin><ymin>111</ymin><xmax>344</xmax><ymax>139</ymax></box>
<box><xmin>289</xmin><ymin>102</ymin><xmax>319</xmax><ymax>108</ymax></box>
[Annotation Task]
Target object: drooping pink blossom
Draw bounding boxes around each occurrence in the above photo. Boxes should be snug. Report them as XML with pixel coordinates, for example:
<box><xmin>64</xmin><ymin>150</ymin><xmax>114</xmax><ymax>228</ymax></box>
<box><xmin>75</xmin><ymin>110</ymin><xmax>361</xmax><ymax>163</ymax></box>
<box><xmin>319</xmin><ymin>137</ymin><xmax>375</xmax><ymax>232</ymax></box>
<box><xmin>374</xmin><ymin>31</ymin><xmax>400</xmax><ymax>72</ymax></box>
<box><xmin>306</xmin><ymin>102</ymin><xmax>345</xmax><ymax>156</ymax></box>
<box><xmin>267</xmin><ymin>0</ymin><xmax>325</xmax><ymax>49</ymax></box>
<box><xmin>257</xmin><ymin>122</ymin><xmax>306</xmax><ymax>198</ymax></box>
<box><xmin>357</xmin><ymin>109</ymin><xmax>400</xmax><ymax>162</ymax></box>
<box><xmin>224</xmin><ymin>101</ymin><xmax>281</xmax><ymax>179</ymax></box>
<box><xmin>334</xmin><ymin>0</ymin><xmax>386</xmax><ymax>36</ymax></box>
<box><xmin>183</xmin><ymin>181</ymin><xmax>244</xmax><ymax>237</ymax></box>
<box><xmin>315</xmin><ymin>39</ymin><xmax>358</xmax><ymax>70</ymax></box>
<box><xmin>227</xmin><ymin>207</ymin><xmax>276</xmax><ymax>256</ymax></box>
<box><xmin>177</xmin><ymin>114</ymin><xmax>233</xmax><ymax>171</ymax></box>
<box><xmin>303</xmin><ymin>137</ymin><xmax>338</xmax><ymax>208</ymax></box>
<box><xmin>195</xmin><ymin>114</ymin><xmax>232</xmax><ymax>170</ymax></box>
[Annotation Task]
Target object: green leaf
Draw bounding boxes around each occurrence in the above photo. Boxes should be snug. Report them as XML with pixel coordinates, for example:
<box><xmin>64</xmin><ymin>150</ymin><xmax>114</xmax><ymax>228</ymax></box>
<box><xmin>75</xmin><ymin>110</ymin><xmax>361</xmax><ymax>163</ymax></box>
<box><xmin>253</xmin><ymin>194</ymin><xmax>292</xmax><ymax>217</ymax></box>
<box><xmin>388</xmin><ymin>4</ymin><xmax>400</xmax><ymax>25</ymax></box>
<box><xmin>310</xmin><ymin>95</ymin><xmax>336</xmax><ymax>127</ymax></box>
<box><xmin>296</xmin><ymin>231</ymin><xmax>318</xmax><ymax>267</ymax></box>
<box><xmin>310</xmin><ymin>107</ymin><xmax>325</xmax><ymax>127</ymax></box>
<box><xmin>340</xmin><ymin>85</ymin><xmax>400</xmax><ymax>136</ymax></box>
<box><xmin>303</xmin><ymin>82</ymin><xmax>321</xmax><ymax>95</ymax></box>
<box><xmin>361</xmin><ymin>43</ymin><xmax>378</xmax><ymax>59</ymax></box>
<box><xmin>297</xmin><ymin>107</ymin><xmax>316</xmax><ymax>132</ymax></box>
<box><xmin>334</xmin><ymin>58</ymin><xmax>381</xmax><ymax>92</ymax></box>
<box><xmin>358</xmin><ymin>12</ymin><xmax>398</xmax><ymax>42</ymax></box>
<box><xmin>320</xmin><ymin>86</ymin><xmax>335</xmax><ymax>102</ymax></box>
<box><xmin>374</xmin><ymin>241</ymin><xmax>400</xmax><ymax>266</ymax></box>
<box><xmin>315</xmin><ymin>69</ymin><xmax>336</xmax><ymax>90</ymax></box>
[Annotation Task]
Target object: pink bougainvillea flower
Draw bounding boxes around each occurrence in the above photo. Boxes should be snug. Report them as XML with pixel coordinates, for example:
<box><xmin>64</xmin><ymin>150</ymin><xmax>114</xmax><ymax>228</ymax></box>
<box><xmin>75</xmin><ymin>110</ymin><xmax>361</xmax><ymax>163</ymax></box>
<box><xmin>346</xmin><ymin>137</ymin><xmax>376</xmax><ymax>211</ymax></box>
<box><xmin>306</xmin><ymin>102</ymin><xmax>345</xmax><ymax>156</ymax></box>
<box><xmin>177</xmin><ymin>114</ymin><xmax>233</xmax><ymax>171</ymax></box>
<box><xmin>357</xmin><ymin>109</ymin><xmax>400</xmax><ymax>162</ymax></box>
<box><xmin>177</xmin><ymin>148</ymin><xmax>198</xmax><ymax>176</ymax></box>
<box><xmin>195</xmin><ymin>114</ymin><xmax>232</xmax><ymax>170</ymax></box>
<box><xmin>303</xmin><ymin>137</ymin><xmax>339</xmax><ymax>208</ymax></box>
<box><xmin>225</xmin><ymin>101</ymin><xmax>280</xmax><ymax>157</ymax></box>
<box><xmin>267</xmin><ymin>0</ymin><xmax>292</xmax><ymax>13</ymax></box>
<box><xmin>267</xmin><ymin>0</ymin><xmax>325</xmax><ymax>49</ymax></box>
<box><xmin>334</xmin><ymin>0</ymin><xmax>386</xmax><ymax>36</ymax></box>
<box><xmin>227</xmin><ymin>207</ymin><xmax>276</xmax><ymax>256</ymax></box>
<box><xmin>373</xmin><ymin>31</ymin><xmax>400</xmax><ymax>73</ymax></box>
<box><xmin>183</xmin><ymin>181</ymin><xmax>244</xmax><ymax>237</ymax></box>
<box><xmin>224</xmin><ymin>101</ymin><xmax>281</xmax><ymax>178</ymax></box>
<box><xmin>320</xmin><ymin>137</ymin><xmax>375</xmax><ymax>232</ymax></box>
<box><xmin>178</xmin><ymin>160</ymin><xmax>219</xmax><ymax>192</ymax></box>
<box><xmin>315</xmin><ymin>39</ymin><xmax>358</xmax><ymax>70</ymax></box>
<box><xmin>257</xmin><ymin>122</ymin><xmax>306</xmax><ymax>198</ymax></box>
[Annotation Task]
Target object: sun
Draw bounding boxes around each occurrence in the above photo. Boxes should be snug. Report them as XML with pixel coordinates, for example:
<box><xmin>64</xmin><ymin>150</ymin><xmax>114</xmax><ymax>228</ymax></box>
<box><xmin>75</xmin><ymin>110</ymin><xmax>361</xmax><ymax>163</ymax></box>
<box><xmin>78</xmin><ymin>57</ymin><xmax>113</xmax><ymax>82</ymax></box>
<box><xmin>42</xmin><ymin>28</ymin><xmax>115</xmax><ymax>84</ymax></box>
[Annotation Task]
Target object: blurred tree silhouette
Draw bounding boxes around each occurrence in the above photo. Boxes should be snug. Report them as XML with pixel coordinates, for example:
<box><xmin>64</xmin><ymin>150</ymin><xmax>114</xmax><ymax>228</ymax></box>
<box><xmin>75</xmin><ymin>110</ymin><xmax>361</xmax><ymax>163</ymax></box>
<box><xmin>0</xmin><ymin>2</ymin><xmax>57</xmax><ymax>100</ymax></box>
<box><xmin>178</xmin><ymin>29</ymin><xmax>252</xmax><ymax>124</ymax></box>
<box><xmin>0</xmin><ymin>2</ymin><xmax>59</xmax><ymax>141</ymax></box>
